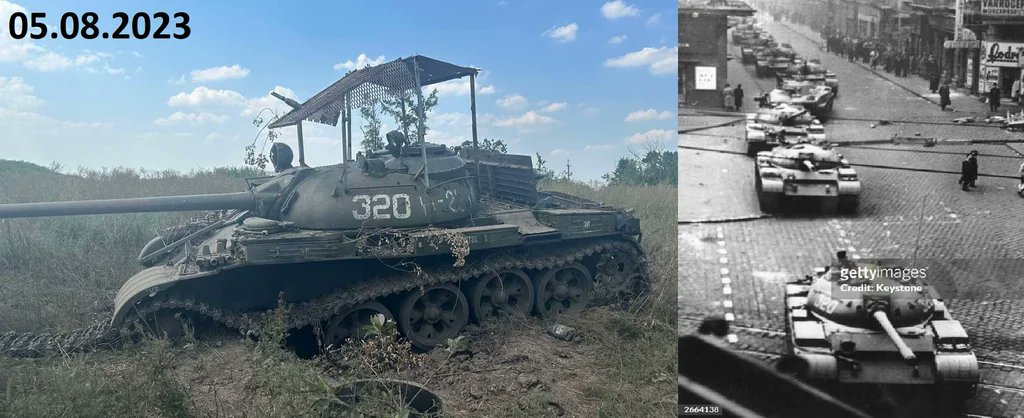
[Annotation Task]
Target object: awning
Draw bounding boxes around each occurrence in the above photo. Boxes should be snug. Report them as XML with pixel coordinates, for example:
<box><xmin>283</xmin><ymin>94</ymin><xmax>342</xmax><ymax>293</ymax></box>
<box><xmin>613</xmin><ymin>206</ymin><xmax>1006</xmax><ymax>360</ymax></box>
<box><xmin>268</xmin><ymin>55</ymin><xmax>478</xmax><ymax>129</ymax></box>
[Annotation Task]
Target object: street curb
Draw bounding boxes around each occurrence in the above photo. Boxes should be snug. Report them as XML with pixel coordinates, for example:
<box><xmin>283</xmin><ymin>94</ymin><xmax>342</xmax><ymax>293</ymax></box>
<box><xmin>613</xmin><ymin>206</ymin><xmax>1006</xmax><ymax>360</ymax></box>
<box><xmin>680</xmin><ymin>117</ymin><xmax>747</xmax><ymax>134</ymax></box>
<box><xmin>678</xmin><ymin>214</ymin><xmax>772</xmax><ymax>224</ymax></box>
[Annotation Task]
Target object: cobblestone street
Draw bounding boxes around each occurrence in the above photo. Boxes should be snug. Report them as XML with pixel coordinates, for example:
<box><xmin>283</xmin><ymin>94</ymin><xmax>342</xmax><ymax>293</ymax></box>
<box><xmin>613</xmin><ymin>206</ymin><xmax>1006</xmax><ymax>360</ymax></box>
<box><xmin>681</xmin><ymin>15</ymin><xmax>1024</xmax><ymax>417</ymax></box>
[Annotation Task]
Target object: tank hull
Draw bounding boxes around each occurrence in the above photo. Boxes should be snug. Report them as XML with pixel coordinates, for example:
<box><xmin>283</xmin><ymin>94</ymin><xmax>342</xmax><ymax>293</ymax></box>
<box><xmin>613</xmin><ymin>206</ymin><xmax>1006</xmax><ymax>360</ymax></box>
<box><xmin>110</xmin><ymin>195</ymin><xmax>646</xmax><ymax>351</ymax></box>
<box><xmin>779</xmin><ymin>264</ymin><xmax>979</xmax><ymax>405</ymax></box>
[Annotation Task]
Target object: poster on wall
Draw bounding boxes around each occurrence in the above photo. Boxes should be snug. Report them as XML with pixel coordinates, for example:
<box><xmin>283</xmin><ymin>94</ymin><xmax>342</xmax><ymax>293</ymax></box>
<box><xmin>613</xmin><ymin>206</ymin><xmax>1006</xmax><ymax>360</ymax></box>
<box><xmin>966</xmin><ymin>57</ymin><xmax>974</xmax><ymax>87</ymax></box>
<box><xmin>695</xmin><ymin>66</ymin><xmax>716</xmax><ymax>90</ymax></box>
<box><xmin>979</xmin><ymin>65</ymin><xmax>1000</xmax><ymax>93</ymax></box>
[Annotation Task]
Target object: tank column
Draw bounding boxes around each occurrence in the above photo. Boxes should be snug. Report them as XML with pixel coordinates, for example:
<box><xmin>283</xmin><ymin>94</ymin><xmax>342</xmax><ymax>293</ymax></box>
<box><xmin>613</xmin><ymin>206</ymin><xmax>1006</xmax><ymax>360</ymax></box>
<box><xmin>872</xmin><ymin>310</ymin><xmax>917</xmax><ymax>366</ymax></box>
<box><xmin>470</xmin><ymin>72</ymin><xmax>481</xmax><ymax>192</ymax></box>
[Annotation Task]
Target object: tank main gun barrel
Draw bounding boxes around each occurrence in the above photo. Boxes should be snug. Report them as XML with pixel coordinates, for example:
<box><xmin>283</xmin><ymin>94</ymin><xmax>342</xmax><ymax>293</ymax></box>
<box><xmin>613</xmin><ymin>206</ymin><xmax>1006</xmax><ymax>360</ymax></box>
<box><xmin>872</xmin><ymin>310</ymin><xmax>917</xmax><ymax>366</ymax></box>
<box><xmin>0</xmin><ymin>192</ymin><xmax>261</xmax><ymax>219</ymax></box>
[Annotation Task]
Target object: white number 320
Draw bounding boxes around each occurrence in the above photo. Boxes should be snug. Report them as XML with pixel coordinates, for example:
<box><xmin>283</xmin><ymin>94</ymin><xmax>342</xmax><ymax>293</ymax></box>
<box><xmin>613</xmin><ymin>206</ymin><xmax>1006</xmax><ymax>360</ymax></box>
<box><xmin>352</xmin><ymin>194</ymin><xmax>412</xmax><ymax>220</ymax></box>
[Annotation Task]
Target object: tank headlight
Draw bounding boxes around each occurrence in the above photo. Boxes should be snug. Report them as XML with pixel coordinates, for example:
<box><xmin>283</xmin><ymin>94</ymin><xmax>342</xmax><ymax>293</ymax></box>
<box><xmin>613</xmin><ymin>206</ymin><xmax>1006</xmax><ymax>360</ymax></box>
<box><xmin>839</xmin><ymin>173</ymin><xmax>858</xmax><ymax>181</ymax></box>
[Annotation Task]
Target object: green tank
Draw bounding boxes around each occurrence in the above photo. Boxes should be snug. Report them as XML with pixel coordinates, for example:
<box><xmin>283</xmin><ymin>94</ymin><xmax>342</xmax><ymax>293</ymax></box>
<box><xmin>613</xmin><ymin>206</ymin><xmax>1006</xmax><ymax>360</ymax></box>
<box><xmin>0</xmin><ymin>56</ymin><xmax>647</xmax><ymax>355</ymax></box>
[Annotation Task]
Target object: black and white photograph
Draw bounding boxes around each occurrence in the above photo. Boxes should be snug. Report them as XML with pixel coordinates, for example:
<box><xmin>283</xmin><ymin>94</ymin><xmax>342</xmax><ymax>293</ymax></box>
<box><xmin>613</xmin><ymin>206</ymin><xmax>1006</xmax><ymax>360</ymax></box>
<box><xmin>680</xmin><ymin>0</ymin><xmax>1024</xmax><ymax>416</ymax></box>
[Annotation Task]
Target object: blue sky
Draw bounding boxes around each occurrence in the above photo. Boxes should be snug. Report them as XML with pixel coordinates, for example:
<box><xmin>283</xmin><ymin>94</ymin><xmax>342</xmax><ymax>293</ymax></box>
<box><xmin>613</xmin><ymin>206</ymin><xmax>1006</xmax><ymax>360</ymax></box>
<box><xmin>0</xmin><ymin>1</ymin><xmax>676</xmax><ymax>180</ymax></box>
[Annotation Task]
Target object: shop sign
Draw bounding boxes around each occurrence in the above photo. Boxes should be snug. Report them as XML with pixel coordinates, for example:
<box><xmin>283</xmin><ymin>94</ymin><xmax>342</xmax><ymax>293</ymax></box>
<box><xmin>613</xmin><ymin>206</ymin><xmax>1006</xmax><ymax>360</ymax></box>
<box><xmin>695</xmin><ymin>66</ymin><xmax>717</xmax><ymax>90</ymax></box>
<box><xmin>944</xmin><ymin>40</ymin><xmax>981</xmax><ymax>49</ymax></box>
<box><xmin>981</xmin><ymin>42</ymin><xmax>1024</xmax><ymax>68</ymax></box>
<box><xmin>981</xmin><ymin>0</ymin><xmax>1024</xmax><ymax>17</ymax></box>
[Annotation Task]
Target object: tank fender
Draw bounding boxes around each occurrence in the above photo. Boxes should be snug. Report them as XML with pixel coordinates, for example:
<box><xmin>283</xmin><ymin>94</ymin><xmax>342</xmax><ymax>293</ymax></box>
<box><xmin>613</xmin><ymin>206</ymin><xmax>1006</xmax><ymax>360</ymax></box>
<box><xmin>935</xmin><ymin>354</ymin><xmax>980</xmax><ymax>383</ymax></box>
<box><xmin>111</xmin><ymin>265</ymin><xmax>187</xmax><ymax>326</ymax></box>
<box><xmin>837</xmin><ymin>180</ymin><xmax>860</xmax><ymax>195</ymax></box>
<box><xmin>760</xmin><ymin>178</ymin><xmax>785</xmax><ymax>193</ymax></box>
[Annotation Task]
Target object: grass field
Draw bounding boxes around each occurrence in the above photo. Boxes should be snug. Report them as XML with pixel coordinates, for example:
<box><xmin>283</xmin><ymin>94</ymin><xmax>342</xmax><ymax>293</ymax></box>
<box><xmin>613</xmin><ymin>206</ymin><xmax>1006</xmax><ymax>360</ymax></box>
<box><xmin>0</xmin><ymin>160</ymin><xmax>676</xmax><ymax>417</ymax></box>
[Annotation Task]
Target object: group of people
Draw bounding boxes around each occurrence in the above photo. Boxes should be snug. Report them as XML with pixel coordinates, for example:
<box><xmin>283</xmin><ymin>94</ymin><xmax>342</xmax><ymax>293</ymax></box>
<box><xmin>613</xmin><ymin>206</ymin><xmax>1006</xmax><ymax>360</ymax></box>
<box><xmin>825</xmin><ymin>34</ymin><xmax>940</xmax><ymax>85</ymax></box>
<box><xmin>722</xmin><ymin>83</ymin><xmax>745</xmax><ymax>111</ymax></box>
<box><xmin>958</xmin><ymin>151</ymin><xmax>1024</xmax><ymax>197</ymax></box>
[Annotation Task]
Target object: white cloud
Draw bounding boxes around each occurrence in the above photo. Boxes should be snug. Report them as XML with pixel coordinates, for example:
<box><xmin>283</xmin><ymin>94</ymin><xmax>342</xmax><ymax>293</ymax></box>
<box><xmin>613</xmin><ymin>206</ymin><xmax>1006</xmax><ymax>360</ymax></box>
<box><xmin>432</xmin><ymin>78</ymin><xmax>496</xmax><ymax>96</ymax></box>
<box><xmin>604</xmin><ymin>46</ymin><xmax>677</xmax><ymax>76</ymax></box>
<box><xmin>0</xmin><ymin>76</ymin><xmax>43</xmax><ymax>109</ymax></box>
<box><xmin>626</xmin><ymin>129</ymin><xmax>674</xmax><ymax>144</ymax></box>
<box><xmin>334</xmin><ymin>53</ymin><xmax>387</xmax><ymax>71</ymax></box>
<box><xmin>543</xmin><ymin>23</ymin><xmax>578</xmax><ymax>43</ymax></box>
<box><xmin>243</xmin><ymin>85</ymin><xmax>298</xmax><ymax>117</ymax></box>
<box><xmin>24</xmin><ymin>52</ymin><xmax>71</xmax><ymax>71</ymax></box>
<box><xmin>168</xmin><ymin>74</ymin><xmax>187</xmax><ymax>85</ymax></box>
<box><xmin>550</xmin><ymin>148</ymin><xmax>571</xmax><ymax>157</ymax></box>
<box><xmin>625</xmin><ymin>108</ymin><xmax>673</xmax><ymax>121</ymax></box>
<box><xmin>584</xmin><ymin>144</ymin><xmax>617</xmax><ymax>152</ymax></box>
<box><xmin>494</xmin><ymin>111</ymin><xmax>556</xmax><ymax>127</ymax></box>
<box><xmin>432</xmin><ymin>112</ymin><xmax>471</xmax><ymax>126</ymax></box>
<box><xmin>496</xmin><ymin>94</ymin><xmax>529</xmax><ymax>110</ymax></box>
<box><xmin>190</xmin><ymin>64</ymin><xmax>250</xmax><ymax>82</ymax></box>
<box><xmin>542</xmin><ymin>102</ymin><xmax>567</xmax><ymax>112</ymax></box>
<box><xmin>0</xmin><ymin>1</ymin><xmax>38</xmax><ymax>62</ymax></box>
<box><xmin>646</xmin><ymin>14</ymin><xmax>662</xmax><ymax>26</ymax></box>
<box><xmin>168</xmin><ymin>86</ymin><xmax>247</xmax><ymax>107</ymax></box>
<box><xmin>155</xmin><ymin>111</ymin><xmax>228</xmax><ymax>126</ymax></box>
<box><xmin>601</xmin><ymin>1</ymin><xmax>639</xmax><ymax>19</ymax></box>
<box><xmin>608</xmin><ymin>35</ymin><xmax>628</xmax><ymax>45</ymax></box>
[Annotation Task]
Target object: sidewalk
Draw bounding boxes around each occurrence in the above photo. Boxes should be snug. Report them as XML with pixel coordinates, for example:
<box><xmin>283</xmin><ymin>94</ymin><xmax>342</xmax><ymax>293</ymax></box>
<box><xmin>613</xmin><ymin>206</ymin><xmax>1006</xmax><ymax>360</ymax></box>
<box><xmin>777</xmin><ymin>20</ymin><xmax>1024</xmax><ymax>117</ymax></box>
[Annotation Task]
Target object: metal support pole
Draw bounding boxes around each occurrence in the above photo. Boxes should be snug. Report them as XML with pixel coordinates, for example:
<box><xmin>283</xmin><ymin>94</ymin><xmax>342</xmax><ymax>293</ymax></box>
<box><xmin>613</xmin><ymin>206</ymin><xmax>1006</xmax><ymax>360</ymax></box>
<box><xmin>470</xmin><ymin>73</ymin><xmax>481</xmax><ymax>192</ymax></box>
<box><xmin>341</xmin><ymin>95</ymin><xmax>348</xmax><ymax>162</ymax></box>
<box><xmin>413</xmin><ymin>57</ymin><xmax>430</xmax><ymax>187</ymax></box>
<box><xmin>296</xmin><ymin>121</ymin><xmax>306</xmax><ymax>167</ymax></box>
<box><xmin>346</xmin><ymin>95</ymin><xmax>353</xmax><ymax>161</ymax></box>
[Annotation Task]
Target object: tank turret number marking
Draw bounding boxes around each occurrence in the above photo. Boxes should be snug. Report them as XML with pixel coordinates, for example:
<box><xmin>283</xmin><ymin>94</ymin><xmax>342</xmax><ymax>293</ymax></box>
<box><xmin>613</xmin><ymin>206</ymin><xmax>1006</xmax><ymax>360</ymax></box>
<box><xmin>813</xmin><ymin>293</ymin><xmax>840</xmax><ymax>315</ymax></box>
<box><xmin>353</xmin><ymin>194</ymin><xmax>412</xmax><ymax>220</ymax></box>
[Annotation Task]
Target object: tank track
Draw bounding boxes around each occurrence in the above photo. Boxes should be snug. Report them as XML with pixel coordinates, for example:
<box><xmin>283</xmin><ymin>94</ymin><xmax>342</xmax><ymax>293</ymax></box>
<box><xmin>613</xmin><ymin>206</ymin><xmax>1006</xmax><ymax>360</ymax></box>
<box><xmin>2</xmin><ymin>239</ymin><xmax>644</xmax><ymax>357</ymax></box>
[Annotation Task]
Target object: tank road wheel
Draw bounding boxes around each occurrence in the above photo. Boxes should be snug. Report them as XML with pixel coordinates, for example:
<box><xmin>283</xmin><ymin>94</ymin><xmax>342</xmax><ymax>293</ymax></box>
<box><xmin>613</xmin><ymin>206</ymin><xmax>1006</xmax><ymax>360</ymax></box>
<box><xmin>322</xmin><ymin>301</ymin><xmax>394</xmax><ymax>349</ymax></box>
<box><xmin>468</xmin><ymin>269</ymin><xmax>534</xmax><ymax>323</ymax></box>
<box><xmin>533</xmin><ymin>263</ymin><xmax>593</xmax><ymax>319</ymax></box>
<box><xmin>398</xmin><ymin>283</ymin><xmax>469</xmax><ymax>350</ymax></box>
<box><xmin>592</xmin><ymin>249</ymin><xmax>647</xmax><ymax>306</ymax></box>
<box><xmin>139</xmin><ymin>309</ymin><xmax>195</xmax><ymax>343</ymax></box>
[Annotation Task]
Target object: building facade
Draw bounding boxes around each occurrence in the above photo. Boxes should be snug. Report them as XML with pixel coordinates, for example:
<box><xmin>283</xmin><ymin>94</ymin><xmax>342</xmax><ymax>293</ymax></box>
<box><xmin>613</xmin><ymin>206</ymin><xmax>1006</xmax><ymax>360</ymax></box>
<box><xmin>680</xmin><ymin>0</ymin><xmax>756</xmax><ymax>108</ymax></box>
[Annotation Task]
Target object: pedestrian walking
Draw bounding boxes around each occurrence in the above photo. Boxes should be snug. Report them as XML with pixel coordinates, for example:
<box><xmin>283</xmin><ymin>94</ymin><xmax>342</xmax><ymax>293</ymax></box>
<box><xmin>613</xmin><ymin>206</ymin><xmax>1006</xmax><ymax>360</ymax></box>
<box><xmin>926</xmin><ymin>56</ymin><xmax>939</xmax><ymax>92</ymax></box>
<box><xmin>960</xmin><ymin>151</ymin><xmax>979</xmax><ymax>191</ymax></box>
<box><xmin>1017</xmin><ymin>159</ymin><xmax>1024</xmax><ymax>196</ymax></box>
<box><xmin>1013</xmin><ymin>78</ymin><xmax>1021</xmax><ymax>104</ymax></box>
<box><xmin>939</xmin><ymin>82</ymin><xmax>951</xmax><ymax>111</ymax></box>
<box><xmin>734</xmin><ymin>84</ymin><xmax>744</xmax><ymax>110</ymax></box>
<box><xmin>723</xmin><ymin>83</ymin><xmax>735</xmax><ymax>112</ymax></box>
<box><xmin>989</xmin><ymin>83</ymin><xmax>1001</xmax><ymax>113</ymax></box>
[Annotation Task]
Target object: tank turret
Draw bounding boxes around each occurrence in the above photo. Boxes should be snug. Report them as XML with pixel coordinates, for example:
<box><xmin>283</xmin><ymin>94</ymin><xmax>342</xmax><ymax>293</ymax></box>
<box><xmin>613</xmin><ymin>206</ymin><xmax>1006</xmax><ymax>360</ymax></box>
<box><xmin>744</xmin><ymin>103</ymin><xmax>826</xmax><ymax>156</ymax></box>
<box><xmin>754</xmin><ymin>142</ymin><xmax>860</xmax><ymax>213</ymax></box>
<box><xmin>0</xmin><ymin>141</ymin><xmax>479</xmax><ymax>231</ymax></box>
<box><xmin>779</xmin><ymin>252</ymin><xmax>979</xmax><ymax>404</ymax></box>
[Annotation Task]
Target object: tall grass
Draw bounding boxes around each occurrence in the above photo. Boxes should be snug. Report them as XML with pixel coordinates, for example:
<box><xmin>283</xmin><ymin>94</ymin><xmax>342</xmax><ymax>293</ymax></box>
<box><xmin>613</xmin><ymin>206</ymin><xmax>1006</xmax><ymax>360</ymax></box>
<box><xmin>539</xmin><ymin>179</ymin><xmax>677</xmax><ymax>416</ymax></box>
<box><xmin>0</xmin><ymin>161</ymin><xmax>265</xmax><ymax>332</ymax></box>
